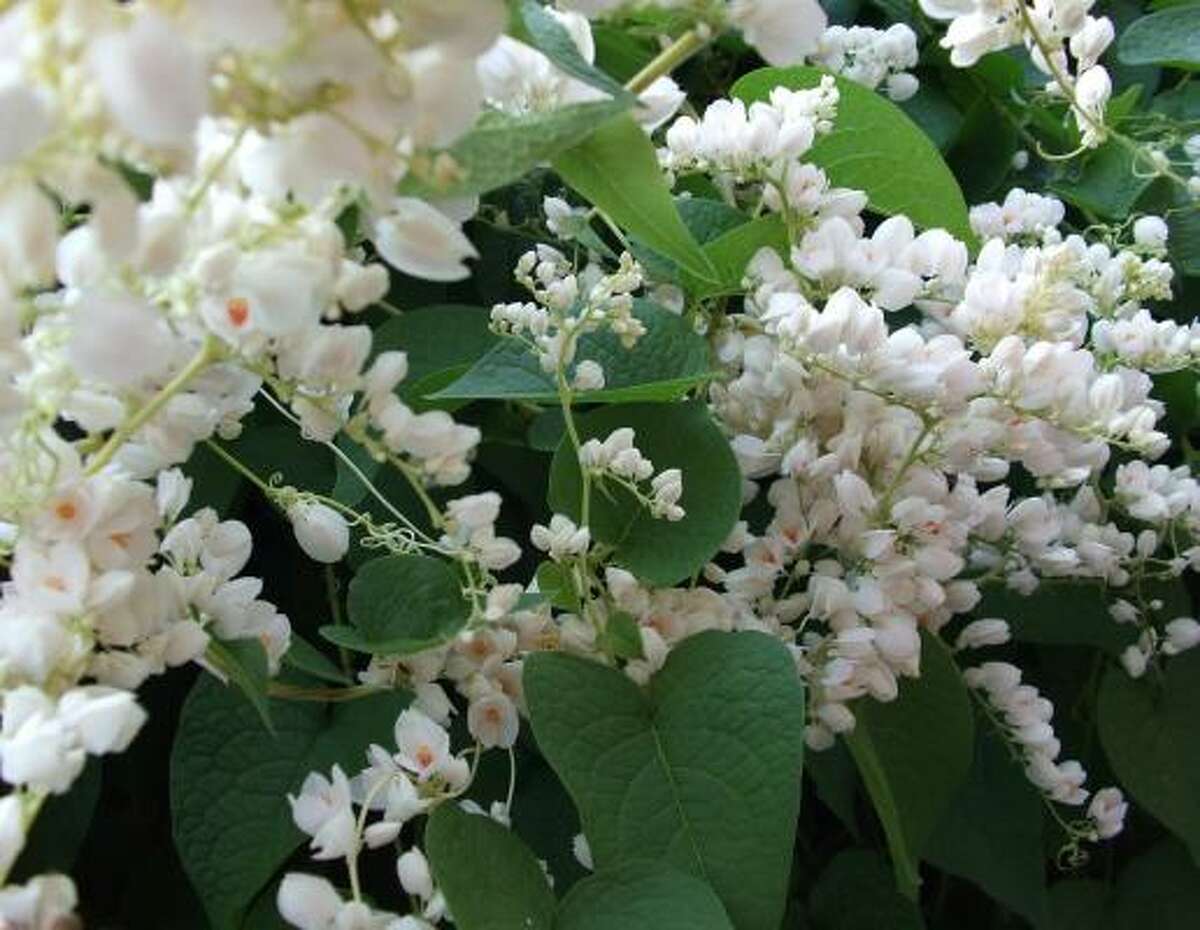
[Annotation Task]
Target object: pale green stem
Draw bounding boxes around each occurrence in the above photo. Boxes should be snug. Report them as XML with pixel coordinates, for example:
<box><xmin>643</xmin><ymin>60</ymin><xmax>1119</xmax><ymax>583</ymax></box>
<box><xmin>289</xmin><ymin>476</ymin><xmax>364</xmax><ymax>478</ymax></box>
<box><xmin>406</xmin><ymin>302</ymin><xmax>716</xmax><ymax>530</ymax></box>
<box><xmin>86</xmin><ymin>336</ymin><xmax>221</xmax><ymax>476</ymax></box>
<box><xmin>625</xmin><ymin>28</ymin><xmax>710</xmax><ymax>94</ymax></box>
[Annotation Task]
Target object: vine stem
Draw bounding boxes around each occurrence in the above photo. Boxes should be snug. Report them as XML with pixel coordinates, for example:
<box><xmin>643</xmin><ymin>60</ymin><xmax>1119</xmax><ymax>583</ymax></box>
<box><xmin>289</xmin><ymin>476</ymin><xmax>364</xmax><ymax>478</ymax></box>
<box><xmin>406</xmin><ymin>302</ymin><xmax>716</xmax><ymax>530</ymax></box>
<box><xmin>1015</xmin><ymin>2</ymin><xmax>1192</xmax><ymax>193</ymax></box>
<box><xmin>86</xmin><ymin>336</ymin><xmax>222</xmax><ymax>476</ymax></box>
<box><xmin>625</xmin><ymin>28</ymin><xmax>709</xmax><ymax>94</ymax></box>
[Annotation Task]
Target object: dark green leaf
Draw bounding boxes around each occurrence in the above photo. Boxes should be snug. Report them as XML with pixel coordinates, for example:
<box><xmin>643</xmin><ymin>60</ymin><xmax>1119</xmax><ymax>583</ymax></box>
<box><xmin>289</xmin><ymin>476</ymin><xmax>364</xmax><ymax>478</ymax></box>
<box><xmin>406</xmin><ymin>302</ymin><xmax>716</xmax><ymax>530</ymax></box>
<box><xmin>685</xmin><ymin>215</ymin><xmax>790</xmax><ymax>297</ymax></box>
<box><xmin>845</xmin><ymin>632</ymin><xmax>974</xmax><ymax>899</ymax></box>
<box><xmin>525</xmin><ymin>631</ymin><xmax>806</xmax><ymax>930</ymax></box>
<box><xmin>975</xmin><ymin>582</ymin><xmax>1135</xmax><ymax>656</ymax></box>
<box><xmin>12</xmin><ymin>760</ymin><xmax>101</xmax><ymax>881</ymax></box>
<box><xmin>600</xmin><ymin>610</ymin><xmax>644</xmax><ymax>659</ymax></box>
<box><xmin>676</xmin><ymin>197</ymin><xmax>750</xmax><ymax>244</ymax></box>
<box><xmin>925</xmin><ymin>730</ymin><xmax>1049</xmax><ymax>926</ymax></box>
<box><xmin>1098</xmin><ymin>649</ymin><xmax>1200</xmax><ymax>865</ymax></box>
<box><xmin>556</xmin><ymin>861</ymin><xmax>736</xmax><ymax>930</ymax></box>
<box><xmin>320</xmin><ymin>554</ymin><xmax>469</xmax><ymax>655</ymax></box>
<box><xmin>547</xmin><ymin>401</ymin><xmax>741</xmax><ymax>586</ymax></box>
<box><xmin>205</xmin><ymin>638</ymin><xmax>273</xmax><ymax>733</ymax></box>
<box><xmin>170</xmin><ymin>678</ymin><xmax>408</xmax><ymax>929</ymax></box>
<box><xmin>808</xmin><ymin>850</ymin><xmax>925</xmax><ymax>930</ymax></box>
<box><xmin>283</xmin><ymin>633</ymin><xmax>351</xmax><ymax>686</ymax></box>
<box><xmin>425</xmin><ymin>804</ymin><xmax>556</xmax><ymax>930</ymax></box>
<box><xmin>1112</xmin><ymin>838</ymin><xmax>1200</xmax><ymax>930</ymax></box>
<box><xmin>1050</xmin><ymin>141</ymin><xmax>1154</xmax><ymax>220</ymax></box>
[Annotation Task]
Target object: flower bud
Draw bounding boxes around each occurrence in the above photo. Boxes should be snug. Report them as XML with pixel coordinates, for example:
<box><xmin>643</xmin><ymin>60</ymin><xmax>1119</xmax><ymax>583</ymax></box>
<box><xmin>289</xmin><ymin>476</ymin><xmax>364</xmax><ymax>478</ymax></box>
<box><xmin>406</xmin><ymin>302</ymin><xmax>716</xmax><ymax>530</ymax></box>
<box><xmin>287</xmin><ymin>502</ymin><xmax>350</xmax><ymax>564</ymax></box>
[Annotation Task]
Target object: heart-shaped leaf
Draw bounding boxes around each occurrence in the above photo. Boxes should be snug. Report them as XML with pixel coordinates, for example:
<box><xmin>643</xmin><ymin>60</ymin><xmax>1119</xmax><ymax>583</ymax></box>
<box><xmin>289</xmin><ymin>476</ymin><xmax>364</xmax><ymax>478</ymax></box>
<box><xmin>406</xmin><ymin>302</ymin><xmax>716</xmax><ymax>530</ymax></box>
<box><xmin>425</xmin><ymin>803</ymin><xmax>556</xmax><ymax>930</ymax></box>
<box><xmin>170</xmin><ymin>677</ymin><xmax>408</xmax><ymax>929</ymax></box>
<box><xmin>525</xmin><ymin>631</ymin><xmax>805</xmax><ymax>930</ymax></box>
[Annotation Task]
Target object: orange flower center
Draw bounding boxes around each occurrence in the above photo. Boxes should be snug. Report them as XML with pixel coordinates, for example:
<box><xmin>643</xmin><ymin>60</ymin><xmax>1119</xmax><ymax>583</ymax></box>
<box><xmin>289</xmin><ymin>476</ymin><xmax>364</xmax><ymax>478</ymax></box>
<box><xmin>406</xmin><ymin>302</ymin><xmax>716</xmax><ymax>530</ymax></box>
<box><xmin>55</xmin><ymin>501</ymin><xmax>78</xmax><ymax>521</ymax></box>
<box><xmin>226</xmin><ymin>298</ymin><xmax>250</xmax><ymax>328</ymax></box>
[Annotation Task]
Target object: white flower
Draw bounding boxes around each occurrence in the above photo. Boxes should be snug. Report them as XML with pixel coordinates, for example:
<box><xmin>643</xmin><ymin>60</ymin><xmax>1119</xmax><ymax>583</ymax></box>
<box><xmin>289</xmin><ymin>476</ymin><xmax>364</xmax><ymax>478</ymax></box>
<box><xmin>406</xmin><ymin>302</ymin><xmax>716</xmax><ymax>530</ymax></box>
<box><xmin>277</xmin><ymin>873</ymin><xmax>344</xmax><ymax>930</ymax></box>
<box><xmin>0</xmin><ymin>875</ymin><xmax>79</xmax><ymax>930</ymax></box>
<box><xmin>56</xmin><ymin>686</ymin><xmax>147</xmax><ymax>755</ymax></box>
<box><xmin>89</xmin><ymin>10</ymin><xmax>208</xmax><ymax>147</ymax></box>
<box><xmin>572</xmin><ymin>832</ymin><xmax>594</xmax><ymax>870</ymax></box>
<box><xmin>573</xmin><ymin>360</ymin><xmax>606</xmax><ymax>392</ymax></box>
<box><xmin>0</xmin><ymin>688</ymin><xmax>85</xmax><ymax>794</ymax></box>
<box><xmin>374</xmin><ymin>200</ymin><xmax>479</xmax><ymax>282</ymax></box>
<box><xmin>10</xmin><ymin>541</ymin><xmax>90</xmax><ymax>617</ymax></box>
<box><xmin>288</xmin><ymin>766</ymin><xmax>357</xmax><ymax>860</ymax></box>
<box><xmin>730</xmin><ymin>0</ymin><xmax>828</xmax><ymax>65</ymax></box>
<box><xmin>397</xmin><ymin>847</ymin><xmax>435</xmax><ymax>900</ymax></box>
<box><xmin>69</xmin><ymin>293</ymin><xmax>179</xmax><ymax>390</ymax></box>
<box><xmin>394</xmin><ymin>709</ymin><xmax>452</xmax><ymax>782</ymax></box>
<box><xmin>530</xmin><ymin>514</ymin><xmax>591</xmax><ymax>560</ymax></box>
<box><xmin>1163</xmin><ymin>618</ymin><xmax>1200</xmax><ymax>656</ymax></box>
<box><xmin>1132</xmin><ymin>216</ymin><xmax>1169</xmax><ymax>251</ymax></box>
<box><xmin>0</xmin><ymin>78</ymin><xmax>49</xmax><ymax>165</ymax></box>
<box><xmin>287</xmin><ymin>502</ymin><xmax>350</xmax><ymax>564</ymax></box>
<box><xmin>955</xmin><ymin>619</ymin><xmax>1011</xmax><ymax>650</ymax></box>
<box><xmin>1087</xmin><ymin>787</ymin><xmax>1127</xmax><ymax>839</ymax></box>
<box><xmin>466</xmin><ymin>692</ymin><xmax>520</xmax><ymax>749</ymax></box>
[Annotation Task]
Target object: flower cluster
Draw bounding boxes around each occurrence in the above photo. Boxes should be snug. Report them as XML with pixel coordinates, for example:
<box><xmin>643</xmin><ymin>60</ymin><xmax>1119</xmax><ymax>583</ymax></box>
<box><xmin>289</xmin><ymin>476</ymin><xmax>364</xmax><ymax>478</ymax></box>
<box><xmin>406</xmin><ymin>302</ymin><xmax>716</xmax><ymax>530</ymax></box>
<box><xmin>579</xmin><ymin>428</ymin><xmax>686</xmax><ymax>521</ymax></box>
<box><xmin>280</xmin><ymin>707</ymin><xmax>505</xmax><ymax>930</ymax></box>
<box><xmin>0</xmin><ymin>0</ymin><xmax>515</xmax><ymax>916</ymax></box>
<box><xmin>919</xmin><ymin>0</ymin><xmax>1115</xmax><ymax>147</ymax></box>
<box><xmin>491</xmin><ymin>246</ymin><xmax>646</xmax><ymax>386</ymax></box>
<box><xmin>809</xmin><ymin>24</ymin><xmax>920</xmax><ymax>101</ymax></box>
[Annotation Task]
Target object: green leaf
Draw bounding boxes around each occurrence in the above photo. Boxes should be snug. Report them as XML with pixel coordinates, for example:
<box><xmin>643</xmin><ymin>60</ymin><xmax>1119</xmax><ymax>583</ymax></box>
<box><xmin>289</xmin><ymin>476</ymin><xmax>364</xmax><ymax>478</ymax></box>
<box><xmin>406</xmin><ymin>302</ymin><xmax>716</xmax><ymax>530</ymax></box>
<box><xmin>925</xmin><ymin>730</ymin><xmax>1049</xmax><ymax>926</ymax></box>
<box><xmin>547</xmin><ymin>401</ymin><xmax>741</xmax><ymax>586</ymax></box>
<box><xmin>170</xmin><ymin>677</ymin><xmax>408</xmax><ymax>929</ymax></box>
<box><xmin>807</xmin><ymin>850</ymin><xmax>925</xmax><ymax>930</ymax></box>
<box><xmin>398</xmin><ymin>99</ymin><xmax>630</xmax><ymax>199</ymax></box>
<box><xmin>536</xmin><ymin>560</ymin><xmax>582</xmax><ymax>612</ymax></box>
<box><xmin>1050</xmin><ymin>140</ymin><xmax>1154</xmax><ymax>220</ymax></box>
<box><xmin>947</xmin><ymin>97</ymin><xmax>1020</xmax><ymax>203</ymax></box>
<box><xmin>844</xmin><ymin>632</ymin><xmax>974</xmax><ymax>899</ymax></box>
<box><xmin>1046</xmin><ymin>879</ymin><xmax>1111</xmax><ymax>930</ymax></box>
<box><xmin>525</xmin><ymin>631</ymin><xmax>806</xmax><ymax>930</ymax></box>
<box><xmin>732</xmin><ymin>66</ymin><xmax>973</xmax><ymax>243</ymax></box>
<box><xmin>320</xmin><ymin>554</ymin><xmax>469</xmax><ymax>656</ymax></box>
<box><xmin>12</xmin><ymin>759</ymin><xmax>101</xmax><ymax>881</ymax></box>
<box><xmin>805</xmin><ymin>740</ymin><xmax>860</xmax><ymax>839</ymax></box>
<box><xmin>1118</xmin><ymin>6</ymin><xmax>1200</xmax><ymax>69</ymax></box>
<box><xmin>225</xmin><ymin>425</ymin><xmax>336</xmax><ymax>496</ymax></box>
<box><xmin>592</xmin><ymin>25</ymin><xmax>657</xmax><ymax>82</ymax></box>
<box><xmin>1112</xmin><ymin>838</ymin><xmax>1200</xmax><ymax>929</ymax></box>
<box><xmin>897</xmin><ymin>83</ymin><xmax>964</xmax><ymax>153</ymax></box>
<box><xmin>600</xmin><ymin>609</ymin><xmax>644</xmax><ymax>660</ymax></box>
<box><xmin>425</xmin><ymin>804</ymin><xmax>556</xmax><ymax>930</ymax></box>
<box><xmin>1098</xmin><ymin>649</ymin><xmax>1200</xmax><ymax>865</ymax></box>
<box><xmin>515</xmin><ymin>0</ymin><xmax>632</xmax><ymax>102</ymax></box>
<box><xmin>556</xmin><ymin>861</ymin><xmax>736</xmax><ymax>930</ymax></box>
<box><xmin>676</xmin><ymin>197</ymin><xmax>750</xmax><ymax>244</ymax></box>
<box><xmin>553</xmin><ymin>115</ymin><xmax>718</xmax><ymax>283</ymax></box>
<box><xmin>283</xmin><ymin>633</ymin><xmax>351</xmax><ymax>686</ymax></box>
<box><xmin>974</xmin><ymin>582</ymin><xmax>1136</xmax><ymax>656</ymax></box>
<box><xmin>371</xmin><ymin>304</ymin><xmax>500</xmax><ymax>388</ymax></box>
<box><xmin>205</xmin><ymin>638</ymin><xmax>273</xmax><ymax>733</ymax></box>
<box><xmin>434</xmin><ymin>300</ymin><xmax>714</xmax><ymax>404</ymax></box>
<box><xmin>685</xmin><ymin>215</ymin><xmax>790</xmax><ymax>297</ymax></box>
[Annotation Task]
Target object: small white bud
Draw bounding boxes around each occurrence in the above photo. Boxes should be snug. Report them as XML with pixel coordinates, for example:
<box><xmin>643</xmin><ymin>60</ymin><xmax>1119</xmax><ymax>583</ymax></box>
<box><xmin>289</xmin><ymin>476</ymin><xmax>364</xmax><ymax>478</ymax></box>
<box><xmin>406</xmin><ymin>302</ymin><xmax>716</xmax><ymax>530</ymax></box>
<box><xmin>287</xmin><ymin>501</ymin><xmax>350</xmax><ymax>563</ymax></box>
